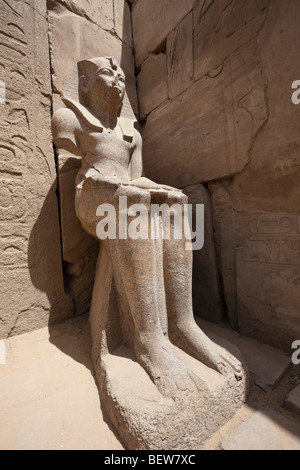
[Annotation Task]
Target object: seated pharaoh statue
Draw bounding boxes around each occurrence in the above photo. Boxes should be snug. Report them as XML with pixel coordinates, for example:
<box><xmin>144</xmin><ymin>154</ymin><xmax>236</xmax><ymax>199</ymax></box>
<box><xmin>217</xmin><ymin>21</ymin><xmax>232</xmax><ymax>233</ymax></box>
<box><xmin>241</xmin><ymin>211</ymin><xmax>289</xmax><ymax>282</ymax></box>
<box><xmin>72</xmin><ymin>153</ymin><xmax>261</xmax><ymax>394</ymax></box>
<box><xmin>52</xmin><ymin>57</ymin><xmax>248</xmax><ymax>449</ymax></box>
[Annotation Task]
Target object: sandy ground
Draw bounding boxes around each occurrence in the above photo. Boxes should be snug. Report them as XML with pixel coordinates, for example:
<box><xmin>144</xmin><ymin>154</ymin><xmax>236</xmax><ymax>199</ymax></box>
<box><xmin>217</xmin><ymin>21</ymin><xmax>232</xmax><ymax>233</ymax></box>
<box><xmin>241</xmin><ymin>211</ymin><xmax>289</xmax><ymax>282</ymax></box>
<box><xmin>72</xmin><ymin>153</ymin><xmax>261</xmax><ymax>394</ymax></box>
<box><xmin>0</xmin><ymin>313</ymin><xmax>299</xmax><ymax>450</ymax></box>
<box><xmin>0</xmin><ymin>314</ymin><xmax>123</xmax><ymax>450</ymax></box>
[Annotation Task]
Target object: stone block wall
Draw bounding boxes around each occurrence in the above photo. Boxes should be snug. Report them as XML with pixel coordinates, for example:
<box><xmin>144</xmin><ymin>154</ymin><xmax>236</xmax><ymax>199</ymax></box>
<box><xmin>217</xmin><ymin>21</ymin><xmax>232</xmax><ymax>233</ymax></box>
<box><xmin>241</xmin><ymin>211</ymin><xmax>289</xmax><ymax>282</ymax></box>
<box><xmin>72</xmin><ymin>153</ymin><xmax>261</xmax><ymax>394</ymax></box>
<box><xmin>0</xmin><ymin>0</ymin><xmax>136</xmax><ymax>338</ymax></box>
<box><xmin>0</xmin><ymin>0</ymin><xmax>73</xmax><ymax>338</ymax></box>
<box><xmin>132</xmin><ymin>0</ymin><xmax>300</xmax><ymax>351</ymax></box>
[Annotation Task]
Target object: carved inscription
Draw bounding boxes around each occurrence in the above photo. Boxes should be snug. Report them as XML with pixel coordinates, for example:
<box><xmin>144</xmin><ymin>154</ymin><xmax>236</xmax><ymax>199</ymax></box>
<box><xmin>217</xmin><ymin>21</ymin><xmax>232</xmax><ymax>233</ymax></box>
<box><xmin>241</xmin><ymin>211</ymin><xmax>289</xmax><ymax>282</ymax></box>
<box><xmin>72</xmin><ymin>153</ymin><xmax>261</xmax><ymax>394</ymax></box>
<box><xmin>241</xmin><ymin>214</ymin><xmax>300</xmax><ymax>266</ymax></box>
<box><xmin>0</xmin><ymin>0</ymin><xmax>72</xmax><ymax>337</ymax></box>
<box><xmin>167</xmin><ymin>12</ymin><xmax>193</xmax><ymax>99</ymax></box>
<box><xmin>0</xmin><ymin>1</ymin><xmax>29</xmax><ymax>271</ymax></box>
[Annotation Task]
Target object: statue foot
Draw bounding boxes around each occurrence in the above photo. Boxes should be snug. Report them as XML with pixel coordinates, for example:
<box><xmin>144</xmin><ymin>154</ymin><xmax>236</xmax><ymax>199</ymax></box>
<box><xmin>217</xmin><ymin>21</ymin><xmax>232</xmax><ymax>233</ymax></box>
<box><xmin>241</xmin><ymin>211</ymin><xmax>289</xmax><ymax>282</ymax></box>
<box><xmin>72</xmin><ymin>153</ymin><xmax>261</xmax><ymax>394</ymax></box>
<box><xmin>170</xmin><ymin>321</ymin><xmax>243</xmax><ymax>381</ymax></box>
<box><xmin>134</xmin><ymin>334</ymin><xmax>204</xmax><ymax>399</ymax></box>
<box><xmin>207</xmin><ymin>342</ymin><xmax>243</xmax><ymax>380</ymax></box>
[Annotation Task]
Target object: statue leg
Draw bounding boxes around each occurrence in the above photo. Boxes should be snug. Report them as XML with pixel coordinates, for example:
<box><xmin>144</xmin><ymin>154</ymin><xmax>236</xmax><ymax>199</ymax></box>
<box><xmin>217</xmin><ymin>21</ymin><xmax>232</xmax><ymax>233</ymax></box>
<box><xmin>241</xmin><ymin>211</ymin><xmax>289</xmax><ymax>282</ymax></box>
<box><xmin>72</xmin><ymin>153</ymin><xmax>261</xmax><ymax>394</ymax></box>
<box><xmin>106</xmin><ymin>186</ymin><xmax>203</xmax><ymax>398</ymax></box>
<box><xmin>163</xmin><ymin>192</ymin><xmax>242</xmax><ymax>379</ymax></box>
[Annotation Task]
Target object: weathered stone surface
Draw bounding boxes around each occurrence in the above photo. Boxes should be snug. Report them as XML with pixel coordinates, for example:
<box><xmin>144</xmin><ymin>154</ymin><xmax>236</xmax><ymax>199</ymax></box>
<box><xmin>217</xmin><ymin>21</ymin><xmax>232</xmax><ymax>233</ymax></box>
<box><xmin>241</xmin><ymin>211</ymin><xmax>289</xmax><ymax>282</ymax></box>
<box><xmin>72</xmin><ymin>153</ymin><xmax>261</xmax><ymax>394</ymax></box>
<box><xmin>167</xmin><ymin>12</ymin><xmax>193</xmax><ymax>99</ymax></box>
<box><xmin>209</xmin><ymin>182</ymin><xmax>239</xmax><ymax>328</ymax></box>
<box><xmin>183</xmin><ymin>184</ymin><xmax>224</xmax><ymax>323</ymax></box>
<box><xmin>137</xmin><ymin>54</ymin><xmax>168</xmax><ymax>119</ymax></box>
<box><xmin>57</xmin><ymin>152</ymin><xmax>97</xmax><ymax>264</ymax></box>
<box><xmin>222</xmin><ymin>408</ymin><xmax>300</xmax><ymax>450</ymax></box>
<box><xmin>48</xmin><ymin>0</ymin><xmax>114</xmax><ymax>31</ymax></box>
<box><xmin>230</xmin><ymin>0</ymin><xmax>300</xmax><ymax>214</ymax></box>
<box><xmin>102</xmin><ymin>343</ymin><xmax>247</xmax><ymax>450</ymax></box>
<box><xmin>205</xmin><ymin>1</ymin><xmax>300</xmax><ymax>351</ymax></box>
<box><xmin>90</xmin><ymin>248</ymin><xmax>247</xmax><ymax>450</ymax></box>
<box><xmin>236</xmin><ymin>223</ymin><xmax>300</xmax><ymax>352</ymax></box>
<box><xmin>142</xmin><ymin>23</ymin><xmax>267</xmax><ymax>187</ymax></box>
<box><xmin>193</xmin><ymin>0</ymin><xmax>269</xmax><ymax>80</ymax></box>
<box><xmin>114</xmin><ymin>0</ymin><xmax>132</xmax><ymax>46</ymax></box>
<box><xmin>56</xmin><ymin>150</ymin><xmax>98</xmax><ymax>316</ymax></box>
<box><xmin>0</xmin><ymin>0</ymin><xmax>73</xmax><ymax>338</ymax></box>
<box><xmin>284</xmin><ymin>384</ymin><xmax>300</xmax><ymax>416</ymax></box>
<box><xmin>210</xmin><ymin>178</ymin><xmax>300</xmax><ymax>350</ymax></box>
<box><xmin>142</xmin><ymin>50</ymin><xmax>263</xmax><ymax>187</ymax></box>
<box><xmin>48</xmin><ymin>8</ymin><xmax>137</xmax><ymax>115</ymax></box>
<box><xmin>132</xmin><ymin>0</ymin><xmax>193</xmax><ymax>68</ymax></box>
<box><xmin>193</xmin><ymin>0</ymin><xmax>224</xmax><ymax>36</ymax></box>
<box><xmin>65</xmin><ymin>246</ymin><xmax>98</xmax><ymax>317</ymax></box>
<box><xmin>198</xmin><ymin>319</ymin><xmax>291</xmax><ymax>392</ymax></box>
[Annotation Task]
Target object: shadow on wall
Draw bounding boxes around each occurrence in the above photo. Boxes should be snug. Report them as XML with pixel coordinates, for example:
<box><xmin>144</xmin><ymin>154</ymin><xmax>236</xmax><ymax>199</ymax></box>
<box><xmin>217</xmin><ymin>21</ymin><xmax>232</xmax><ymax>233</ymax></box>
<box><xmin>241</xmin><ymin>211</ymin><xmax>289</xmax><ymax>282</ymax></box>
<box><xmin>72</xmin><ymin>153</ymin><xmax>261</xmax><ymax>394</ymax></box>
<box><xmin>28</xmin><ymin>179</ymin><xmax>73</xmax><ymax>328</ymax></box>
<box><xmin>28</xmin><ymin>179</ymin><xmax>99</xmax><ymax>375</ymax></box>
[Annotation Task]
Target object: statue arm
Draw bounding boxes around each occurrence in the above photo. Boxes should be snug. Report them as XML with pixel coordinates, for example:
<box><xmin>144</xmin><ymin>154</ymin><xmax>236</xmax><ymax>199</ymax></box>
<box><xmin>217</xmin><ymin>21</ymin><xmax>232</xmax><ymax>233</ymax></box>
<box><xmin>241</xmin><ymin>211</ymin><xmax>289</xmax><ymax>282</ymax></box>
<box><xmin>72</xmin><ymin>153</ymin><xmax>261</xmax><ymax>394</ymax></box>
<box><xmin>129</xmin><ymin>128</ymin><xmax>144</xmax><ymax>181</ymax></box>
<box><xmin>129</xmin><ymin>128</ymin><xmax>161</xmax><ymax>189</ymax></box>
<box><xmin>51</xmin><ymin>107</ymin><xmax>81</xmax><ymax>156</ymax></box>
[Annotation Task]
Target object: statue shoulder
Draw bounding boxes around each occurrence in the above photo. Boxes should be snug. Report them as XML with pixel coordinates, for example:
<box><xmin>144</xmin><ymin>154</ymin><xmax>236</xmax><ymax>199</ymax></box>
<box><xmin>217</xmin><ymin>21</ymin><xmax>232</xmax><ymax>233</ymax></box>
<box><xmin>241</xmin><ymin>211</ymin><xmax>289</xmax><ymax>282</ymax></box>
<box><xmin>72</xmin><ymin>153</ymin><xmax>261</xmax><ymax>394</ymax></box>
<box><xmin>52</xmin><ymin>107</ymin><xmax>81</xmax><ymax>135</ymax></box>
<box><xmin>52</xmin><ymin>107</ymin><xmax>81</xmax><ymax>155</ymax></box>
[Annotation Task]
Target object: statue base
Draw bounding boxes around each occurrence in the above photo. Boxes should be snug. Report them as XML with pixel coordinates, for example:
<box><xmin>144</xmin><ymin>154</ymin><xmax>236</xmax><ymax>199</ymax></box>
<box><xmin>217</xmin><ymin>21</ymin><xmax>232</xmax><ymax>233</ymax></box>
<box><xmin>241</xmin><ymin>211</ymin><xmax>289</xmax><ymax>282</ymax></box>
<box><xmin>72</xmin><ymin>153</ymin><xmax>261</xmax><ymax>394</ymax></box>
<box><xmin>99</xmin><ymin>344</ymin><xmax>248</xmax><ymax>450</ymax></box>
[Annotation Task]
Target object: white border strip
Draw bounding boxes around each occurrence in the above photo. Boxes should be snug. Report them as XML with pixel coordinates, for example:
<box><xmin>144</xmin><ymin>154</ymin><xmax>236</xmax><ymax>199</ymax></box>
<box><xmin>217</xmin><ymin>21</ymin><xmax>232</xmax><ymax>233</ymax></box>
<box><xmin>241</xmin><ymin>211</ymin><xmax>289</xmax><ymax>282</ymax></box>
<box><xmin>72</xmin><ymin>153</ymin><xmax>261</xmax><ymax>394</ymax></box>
<box><xmin>0</xmin><ymin>80</ymin><xmax>6</xmax><ymax>104</ymax></box>
<box><xmin>0</xmin><ymin>341</ymin><xmax>6</xmax><ymax>364</ymax></box>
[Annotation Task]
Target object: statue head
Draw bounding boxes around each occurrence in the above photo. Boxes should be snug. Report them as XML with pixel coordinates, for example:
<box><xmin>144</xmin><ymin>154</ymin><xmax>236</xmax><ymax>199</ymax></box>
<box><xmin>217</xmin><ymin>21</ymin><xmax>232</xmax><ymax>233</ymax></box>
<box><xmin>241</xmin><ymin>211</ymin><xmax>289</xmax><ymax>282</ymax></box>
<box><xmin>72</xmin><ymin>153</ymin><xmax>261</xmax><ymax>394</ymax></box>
<box><xmin>77</xmin><ymin>56</ymin><xmax>126</xmax><ymax>117</ymax></box>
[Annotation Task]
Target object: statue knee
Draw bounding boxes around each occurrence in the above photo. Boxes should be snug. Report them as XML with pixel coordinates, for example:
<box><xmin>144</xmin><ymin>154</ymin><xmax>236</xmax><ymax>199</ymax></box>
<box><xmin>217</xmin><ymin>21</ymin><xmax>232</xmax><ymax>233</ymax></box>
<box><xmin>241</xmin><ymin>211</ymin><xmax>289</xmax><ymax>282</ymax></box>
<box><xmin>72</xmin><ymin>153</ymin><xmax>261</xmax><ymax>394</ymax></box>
<box><xmin>127</xmin><ymin>187</ymin><xmax>151</xmax><ymax>207</ymax></box>
<box><xmin>168</xmin><ymin>192</ymin><xmax>188</xmax><ymax>206</ymax></box>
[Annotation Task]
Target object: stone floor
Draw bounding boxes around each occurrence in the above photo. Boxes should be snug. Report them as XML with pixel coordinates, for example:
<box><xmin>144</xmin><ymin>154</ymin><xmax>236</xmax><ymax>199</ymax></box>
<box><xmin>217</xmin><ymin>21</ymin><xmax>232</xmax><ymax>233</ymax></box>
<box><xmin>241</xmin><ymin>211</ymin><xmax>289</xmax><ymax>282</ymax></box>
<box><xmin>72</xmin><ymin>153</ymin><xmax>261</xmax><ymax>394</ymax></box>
<box><xmin>0</xmin><ymin>314</ymin><xmax>300</xmax><ymax>450</ymax></box>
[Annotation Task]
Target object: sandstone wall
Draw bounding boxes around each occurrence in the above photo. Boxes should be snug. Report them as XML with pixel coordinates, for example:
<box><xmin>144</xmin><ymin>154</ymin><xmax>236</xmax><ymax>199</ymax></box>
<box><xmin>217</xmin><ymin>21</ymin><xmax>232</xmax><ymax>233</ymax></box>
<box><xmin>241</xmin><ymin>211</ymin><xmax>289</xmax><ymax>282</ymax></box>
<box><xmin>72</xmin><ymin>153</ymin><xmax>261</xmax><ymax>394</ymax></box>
<box><xmin>132</xmin><ymin>0</ymin><xmax>300</xmax><ymax>351</ymax></box>
<box><xmin>0</xmin><ymin>0</ymin><xmax>136</xmax><ymax>338</ymax></box>
<box><xmin>0</xmin><ymin>0</ymin><xmax>73</xmax><ymax>338</ymax></box>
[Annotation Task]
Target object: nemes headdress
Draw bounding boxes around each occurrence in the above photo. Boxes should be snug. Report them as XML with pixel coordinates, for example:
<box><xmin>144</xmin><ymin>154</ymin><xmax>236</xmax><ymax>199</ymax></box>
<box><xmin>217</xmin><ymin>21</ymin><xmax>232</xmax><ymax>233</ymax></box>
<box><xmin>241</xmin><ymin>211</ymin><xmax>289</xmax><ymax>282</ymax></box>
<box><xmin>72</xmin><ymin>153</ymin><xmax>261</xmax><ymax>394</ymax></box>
<box><xmin>62</xmin><ymin>57</ymin><xmax>122</xmax><ymax>115</ymax></box>
<box><xmin>61</xmin><ymin>57</ymin><xmax>135</xmax><ymax>138</ymax></box>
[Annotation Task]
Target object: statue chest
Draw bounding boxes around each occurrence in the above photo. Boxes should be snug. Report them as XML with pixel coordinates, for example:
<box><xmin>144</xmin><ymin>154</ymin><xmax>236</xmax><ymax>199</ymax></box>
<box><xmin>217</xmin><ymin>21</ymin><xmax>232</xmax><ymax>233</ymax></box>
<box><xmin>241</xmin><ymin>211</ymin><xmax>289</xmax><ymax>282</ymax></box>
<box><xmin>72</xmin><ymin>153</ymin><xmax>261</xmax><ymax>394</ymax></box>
<box><xmin>78</xmin><ymin>129</ymin><xmax>134</xmax><ymax>164</ymax></box>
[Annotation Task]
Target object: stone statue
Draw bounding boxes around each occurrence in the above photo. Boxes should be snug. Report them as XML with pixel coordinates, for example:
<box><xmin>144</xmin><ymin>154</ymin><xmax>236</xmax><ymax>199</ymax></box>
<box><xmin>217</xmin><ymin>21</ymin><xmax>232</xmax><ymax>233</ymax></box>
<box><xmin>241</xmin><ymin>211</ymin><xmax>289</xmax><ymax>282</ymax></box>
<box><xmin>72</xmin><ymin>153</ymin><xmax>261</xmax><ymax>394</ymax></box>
<box><xmin>52</xmin><ymin>56</ymin><xmax>247</xmax><ymax>449</ymax></box>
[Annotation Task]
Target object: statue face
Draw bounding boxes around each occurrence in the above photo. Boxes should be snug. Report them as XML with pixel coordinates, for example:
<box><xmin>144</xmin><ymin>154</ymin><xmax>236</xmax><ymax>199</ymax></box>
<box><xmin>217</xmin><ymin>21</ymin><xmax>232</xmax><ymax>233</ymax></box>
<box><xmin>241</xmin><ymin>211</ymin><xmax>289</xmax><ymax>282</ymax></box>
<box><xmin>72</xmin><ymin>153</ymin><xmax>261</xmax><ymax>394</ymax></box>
<box><xmin>91</xmin><ymin>59</ymin><xmax>126</xmax><ymax>105</ymax></box>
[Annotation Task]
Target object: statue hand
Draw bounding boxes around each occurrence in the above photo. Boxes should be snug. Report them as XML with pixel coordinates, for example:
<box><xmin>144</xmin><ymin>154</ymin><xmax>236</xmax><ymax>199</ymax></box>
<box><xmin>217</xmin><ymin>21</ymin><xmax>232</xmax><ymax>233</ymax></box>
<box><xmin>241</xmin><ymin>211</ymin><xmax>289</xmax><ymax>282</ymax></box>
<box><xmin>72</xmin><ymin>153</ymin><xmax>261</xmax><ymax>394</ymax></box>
<box><xmin>84</xmin><ymin>174</ymin><xmax>128</xmax><ymax>189</ymax></box>
<box><xmin>132</xmin><ymin>177</ymin><xmax>182</xmax><ymax>193</ymax></box>
<box><xmin>157</xmin><ymin>183</ymin><xmax>183</xmax><ymax>193</ymax></box>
